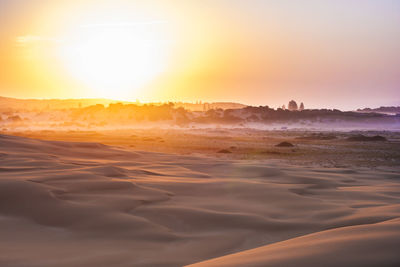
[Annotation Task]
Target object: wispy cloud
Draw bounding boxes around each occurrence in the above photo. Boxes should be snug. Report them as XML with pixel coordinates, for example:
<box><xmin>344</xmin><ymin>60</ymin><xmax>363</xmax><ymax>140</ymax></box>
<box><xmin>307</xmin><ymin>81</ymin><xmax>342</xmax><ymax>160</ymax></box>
<box><xmin>80</xmin><ymin>20</ymin><xmax>168</xmax><ymax>28</ymax></box>
<box><xmin>16</xmin><ymin>35</ymin><xmax>61</xmax><ymax>46</ymax></box>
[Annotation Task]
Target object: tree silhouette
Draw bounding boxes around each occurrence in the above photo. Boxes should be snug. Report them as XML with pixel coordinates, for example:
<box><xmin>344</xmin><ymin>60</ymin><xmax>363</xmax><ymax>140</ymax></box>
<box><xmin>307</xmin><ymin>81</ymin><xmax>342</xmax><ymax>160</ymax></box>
<box><xmin>288</xmin><ymin>100</ymin><xmax>298</xmax><ymax>111</ymax></box>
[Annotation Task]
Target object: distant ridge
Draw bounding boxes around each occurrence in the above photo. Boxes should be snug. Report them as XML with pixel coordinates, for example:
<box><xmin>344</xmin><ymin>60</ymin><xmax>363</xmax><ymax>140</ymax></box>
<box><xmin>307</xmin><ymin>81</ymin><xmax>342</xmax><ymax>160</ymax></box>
<box><xmin>357</xmin><ymin>106</ymin><xmax>400</xmax><ymax>115</ymax></box>
<box><xmin>0</xmin><ymin>96</ymin><xmax>246</xmax><ymax>111</ymax></box>
<box><xmin>0</xmin><ymin>96</ymin><xmax>134</xmax><ymax>110</ymax></box>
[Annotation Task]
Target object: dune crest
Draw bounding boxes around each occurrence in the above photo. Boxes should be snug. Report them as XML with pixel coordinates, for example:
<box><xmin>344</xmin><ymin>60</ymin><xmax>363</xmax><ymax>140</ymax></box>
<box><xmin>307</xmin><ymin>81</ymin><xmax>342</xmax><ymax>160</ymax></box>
<box><xmin>187</xmin><ymin>218</ymin><xmax>400</xmax><ymax>267</ymax></box>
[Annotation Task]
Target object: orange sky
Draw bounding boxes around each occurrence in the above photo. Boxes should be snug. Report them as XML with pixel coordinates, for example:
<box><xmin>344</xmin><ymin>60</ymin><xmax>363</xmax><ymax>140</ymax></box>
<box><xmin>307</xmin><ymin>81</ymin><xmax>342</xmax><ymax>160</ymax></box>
<box><xmin>0</xmin><ymin>0</ymin><xmax>399</xmax><ymax>109</ymax></box>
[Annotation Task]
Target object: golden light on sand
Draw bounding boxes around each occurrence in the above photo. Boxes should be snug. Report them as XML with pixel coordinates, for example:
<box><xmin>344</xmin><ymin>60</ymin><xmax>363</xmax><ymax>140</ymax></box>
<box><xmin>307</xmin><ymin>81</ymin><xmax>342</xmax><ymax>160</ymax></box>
<box><xmin>59</xmin><ymin>23</ymin><xmax>168</xmax><ymax>99</ymax></box>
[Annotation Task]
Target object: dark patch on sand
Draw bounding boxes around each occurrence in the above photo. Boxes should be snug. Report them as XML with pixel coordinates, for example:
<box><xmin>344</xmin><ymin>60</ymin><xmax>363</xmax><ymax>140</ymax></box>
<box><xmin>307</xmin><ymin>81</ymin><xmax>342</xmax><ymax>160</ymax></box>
<box><xmin>217</xmin><ymin>149</ymin><xmax>232</xmax><ymax>153</ymax></box>
<box><xmin>276</xmin><ymin>141</ymin><xmax>294</xmax><ymax>147</ymax></box>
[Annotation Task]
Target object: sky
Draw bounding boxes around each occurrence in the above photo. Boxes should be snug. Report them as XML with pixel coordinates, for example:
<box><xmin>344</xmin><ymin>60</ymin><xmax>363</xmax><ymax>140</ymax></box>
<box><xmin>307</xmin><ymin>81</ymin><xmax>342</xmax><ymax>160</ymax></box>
<box><xmin>0</xmin><ymin>0</ymin><xmax>399</xmax><ymax>110</ymax></box>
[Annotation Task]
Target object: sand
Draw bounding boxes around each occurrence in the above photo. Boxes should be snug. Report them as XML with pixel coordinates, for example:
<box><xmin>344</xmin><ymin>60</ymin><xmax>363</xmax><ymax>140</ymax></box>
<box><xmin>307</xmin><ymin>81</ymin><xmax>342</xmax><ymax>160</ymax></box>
<box><xmin>187</xmin><ymin>218</ymin><xmax>400</xmax><ymax>267</ymax></box>
<box><xmin>1</xmin><ymin>133</ymin><xmax>400</xmax><ymax>266</ymax></box>
<box><xmin>7</xmin><ymin>128</ymin><xmax>400</xmax><ymax>168</ymax></box>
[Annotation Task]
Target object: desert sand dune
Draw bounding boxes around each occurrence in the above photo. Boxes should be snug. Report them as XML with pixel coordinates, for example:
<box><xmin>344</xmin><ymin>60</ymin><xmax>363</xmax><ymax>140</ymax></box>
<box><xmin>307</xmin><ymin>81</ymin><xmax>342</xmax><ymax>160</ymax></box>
<box><xmin>1</xmin><ymin>134</ymin><xmax>400</xmax><ymax>266</ymax></box>
<box><xmin>187</xmin><ymin>218</ymin><xmax>400</xmax><ymax>267</ymax></box>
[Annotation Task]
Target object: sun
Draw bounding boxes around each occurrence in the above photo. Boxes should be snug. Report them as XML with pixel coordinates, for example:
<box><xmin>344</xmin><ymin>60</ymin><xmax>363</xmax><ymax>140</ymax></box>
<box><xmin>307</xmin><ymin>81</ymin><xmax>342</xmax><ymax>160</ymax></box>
<box><xmin>59</xmin><ymin>24</ymin><xmax>168</xmax><ymax>99</ymax></box>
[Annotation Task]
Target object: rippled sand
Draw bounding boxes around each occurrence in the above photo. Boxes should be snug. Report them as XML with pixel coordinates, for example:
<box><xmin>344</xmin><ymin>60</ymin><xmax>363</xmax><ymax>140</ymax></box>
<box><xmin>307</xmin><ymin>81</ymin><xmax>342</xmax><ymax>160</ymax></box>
<box><xmin>1</xmin><ymin>134</ymin><xmax>399</xmax><ymax>266</ymax></box>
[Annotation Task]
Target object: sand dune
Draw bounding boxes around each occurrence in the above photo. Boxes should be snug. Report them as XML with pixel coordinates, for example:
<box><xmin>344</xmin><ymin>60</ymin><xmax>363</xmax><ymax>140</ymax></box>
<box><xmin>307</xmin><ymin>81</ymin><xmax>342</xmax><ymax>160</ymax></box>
<box><xmin>187</xmin><ymin>218</ymin><xmax>400</xmax><ymax>267</ymax></box>
<box><xmin>1</xmin><ymin>134</ymin><xmax>400</xmax><ymax>266</ymax></box>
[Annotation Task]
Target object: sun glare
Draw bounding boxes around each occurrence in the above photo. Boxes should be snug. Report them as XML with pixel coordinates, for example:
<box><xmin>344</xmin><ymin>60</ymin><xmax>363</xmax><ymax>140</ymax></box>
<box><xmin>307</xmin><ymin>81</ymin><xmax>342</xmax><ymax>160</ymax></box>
<box><xmin>59</xmin><ymin>24</ymin><xmax>168</xmax><ymax>99</ymax></box>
